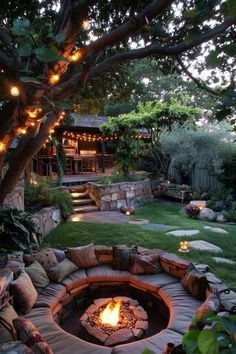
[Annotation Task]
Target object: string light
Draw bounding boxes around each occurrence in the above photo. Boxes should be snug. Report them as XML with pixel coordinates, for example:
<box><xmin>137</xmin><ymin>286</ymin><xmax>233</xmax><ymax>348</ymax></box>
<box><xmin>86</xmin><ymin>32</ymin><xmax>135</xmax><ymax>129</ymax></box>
<box><xmin>26</xmin><ymin>107</ymin><xmax>42</xmax><ymax>119</ymax></box>
<box><xmin>82</xmin><ymin>20</ymin><xmax>91</xmax><ymax>31</ymax></box>
<box><xmin>49</xmin><ymin>74</ymin><xmax>60</xmax><ymax>85</ymax></box>
<box><xmin>30</xmin><ymin>122</ymin><xmax>35</xmax><ymax>126</ymax></box>
<box><xmin>19</xmin><ymin>128</ymin><xmax>27</xmax><ymax>135</ymax></box>
<box><xmin>0</xmin><ymin>142</ymin><xmax>5</xmax><ymax>152</ymax></box>
<box><xmin>10</xmin><ymin>86</ymin><xmax>20</xmax><ymax>97</ymax></box>
<box><xmin>70</xmin><ymin>51</ymin><xmax>82</xmax><ymax>62</ymax></box>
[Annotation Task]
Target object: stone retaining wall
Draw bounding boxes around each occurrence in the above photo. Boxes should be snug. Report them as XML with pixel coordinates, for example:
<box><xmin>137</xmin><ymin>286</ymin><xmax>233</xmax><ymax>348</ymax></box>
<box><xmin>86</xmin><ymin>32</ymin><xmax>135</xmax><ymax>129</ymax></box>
<box><xmin>86</xmin><ymin>180</ymin><xmax>152</xmax><ymax>211</ymax></box>
<box><xmin>32</xmin><ymin>207</ymin><xmax>62</xmax><ymax>236</ymax></box>
<box><xmin>3</xmin><ymin>175</ymin><xmax>24</xmax><ymax>210</ymax></box>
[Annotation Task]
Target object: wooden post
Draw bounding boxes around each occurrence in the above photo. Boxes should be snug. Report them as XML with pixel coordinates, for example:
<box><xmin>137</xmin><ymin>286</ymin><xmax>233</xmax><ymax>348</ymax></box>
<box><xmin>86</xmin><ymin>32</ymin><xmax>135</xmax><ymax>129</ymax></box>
<box><xmin>101</xmin><ymin>140</ymin><xmax>105</xmax><ymax>173</ymax></box>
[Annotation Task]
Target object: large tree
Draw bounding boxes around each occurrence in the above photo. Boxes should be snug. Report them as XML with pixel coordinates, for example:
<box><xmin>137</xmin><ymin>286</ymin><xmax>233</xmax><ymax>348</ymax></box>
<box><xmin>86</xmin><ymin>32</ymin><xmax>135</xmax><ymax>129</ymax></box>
<box><xmin>0</xmin><ymin>0</ymin><xmax>235</xmax><ymax>204</ymax></box>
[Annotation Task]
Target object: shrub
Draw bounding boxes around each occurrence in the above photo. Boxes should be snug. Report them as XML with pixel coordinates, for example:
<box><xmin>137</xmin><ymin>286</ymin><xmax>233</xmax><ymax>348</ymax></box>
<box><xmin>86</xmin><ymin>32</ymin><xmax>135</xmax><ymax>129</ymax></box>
<box><xmin>0</xmin><ymin>206</ymin><xmax>41</xmax><ymax>251</ymax></box>
<box><xmin>206</xmin><ymin>188</ymin><xmax>233</xmax><ymax>212</ymax></box>
<box><xmin>98</xmin><ymin>173</ymin><xmax>147</xmax><ymax>185</ymax></box>
<box><xmin>224</xmin><ymin>209</ymin><xmax>236</xmax><ymax>223</ymax></box>
<box><xmin>25</xmin><ymin>177</ymin><xmax>73</xmax><ymax>219</ymax></box>
<box><xmin>185</xmin><ymin>204</ymin><xmax>200</xmax><ymax>218</ymax></box>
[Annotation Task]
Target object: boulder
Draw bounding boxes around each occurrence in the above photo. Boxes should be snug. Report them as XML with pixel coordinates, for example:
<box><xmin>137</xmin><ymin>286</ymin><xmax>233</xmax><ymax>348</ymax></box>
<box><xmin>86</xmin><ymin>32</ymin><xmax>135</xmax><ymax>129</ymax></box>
<box><xmin>216</xmin><ymin>214</ymin><xmax>226</xmax><ymax>223</ymax></box>
<box><xmin>198</xmin><ymin>208</ymin><xmax>215</xmax><ymax>221</ymax></box>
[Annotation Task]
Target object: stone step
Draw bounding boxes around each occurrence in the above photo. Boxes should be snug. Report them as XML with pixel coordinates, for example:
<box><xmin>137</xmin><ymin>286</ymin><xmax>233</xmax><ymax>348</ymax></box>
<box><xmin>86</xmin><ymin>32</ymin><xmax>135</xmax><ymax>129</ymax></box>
<box><xmin>70</xmin><ymin>192</ymin><xmax>89</xmax><ymax>199</ymax></box>
<box><xmin>67</xmin><ymin>185</ymin><xmax>86</xmax><ymax>192</ymax></box>
<box><xmin>72</xmin><ymin>199</ymin><xmax>94</xmax><ymax>206</ymax></box>
<box><xmin>73</xmin><ymin>205</ymin><xmax>99</xmax><ymax>213</ymax></box>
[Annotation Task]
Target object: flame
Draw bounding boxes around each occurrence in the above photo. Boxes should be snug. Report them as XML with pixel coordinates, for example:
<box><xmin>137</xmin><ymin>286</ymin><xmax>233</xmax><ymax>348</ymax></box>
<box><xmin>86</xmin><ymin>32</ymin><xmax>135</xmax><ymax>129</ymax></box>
<box><xmin>99</xmin><ymin>301</ymin><xmax>121</xmax><ymax>326</ymax></box>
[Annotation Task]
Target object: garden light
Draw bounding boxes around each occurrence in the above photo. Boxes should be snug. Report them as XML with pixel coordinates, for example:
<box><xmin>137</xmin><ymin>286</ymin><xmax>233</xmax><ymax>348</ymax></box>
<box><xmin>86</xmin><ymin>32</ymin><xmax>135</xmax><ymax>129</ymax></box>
<box><xmin>10</xmin><ymin>86</ymin><xmax>20</xmax><ymax>97</ymax></box>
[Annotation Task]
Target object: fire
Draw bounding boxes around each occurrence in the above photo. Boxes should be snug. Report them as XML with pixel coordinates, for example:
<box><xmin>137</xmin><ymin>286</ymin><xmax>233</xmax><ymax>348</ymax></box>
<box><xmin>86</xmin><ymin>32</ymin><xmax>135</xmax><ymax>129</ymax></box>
<box><xmin>99</xmin><ymin>301</ymin><xmax>121</xmax><ymax>327</ymax></box>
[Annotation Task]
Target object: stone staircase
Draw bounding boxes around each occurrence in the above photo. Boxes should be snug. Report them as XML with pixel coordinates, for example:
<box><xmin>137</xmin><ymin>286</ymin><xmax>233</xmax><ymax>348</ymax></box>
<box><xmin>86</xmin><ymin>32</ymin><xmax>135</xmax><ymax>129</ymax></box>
<box><xmin>68</xmin><ymin>185</ymin><xmax>99</xmax><ymax>214</ymax></box>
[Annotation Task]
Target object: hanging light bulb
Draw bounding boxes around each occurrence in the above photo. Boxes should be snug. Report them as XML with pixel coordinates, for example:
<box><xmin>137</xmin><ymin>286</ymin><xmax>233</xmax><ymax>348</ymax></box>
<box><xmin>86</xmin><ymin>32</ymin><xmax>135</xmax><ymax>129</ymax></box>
<box><xmin>70</xmin><ymin>51</ymin><xmax>82</xmax><ymax>62</ymax></box>
<box><xmin>10</xmin><ymin>86</ymin><xmax>20</xmax><ymax>97</ymax></box>
<box><xmin>82</xmin><ymin>20</ymin><xmax>91</xmax><ymax>31</ymax></box>
<box><xmin>49</xmin><ymin>74</ymin><xmax>60</xmax><ymax>85</ymax></box>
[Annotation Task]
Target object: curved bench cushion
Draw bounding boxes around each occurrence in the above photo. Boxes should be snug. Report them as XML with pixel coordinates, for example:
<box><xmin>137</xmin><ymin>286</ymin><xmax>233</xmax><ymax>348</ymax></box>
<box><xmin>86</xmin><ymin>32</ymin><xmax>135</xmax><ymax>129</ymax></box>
<box><xmin>25</xmin><ymin>307</ymin><xmax>112</xmax><ymax>354</ymax></box>
<box><xmin>86</xmin><ymin>264</ymin><xmax>130</xmax><ymax>283</ymax></box>
<box><xmin>61</xmin><ymin>269</ymin><xmax>87</xmax><ymax>291</ymax></box>
<box><xmin>34</xmin><ymin>283</ymin><xmax>66</xmax><ymax>309</ymax></box>
<box><xmin>113</xmin><ymin>329</ymin><xmax>182</xmax><ymax>354</ymax></box>
<box><xmin>129</xmin><ymin>273</ymin><xmax>179</xmax><ymax>293</ymax></box>
<box><xmin>157</xmin><ymin>282</ymin><xmax>202</xmax><ymax>334</ymax></box>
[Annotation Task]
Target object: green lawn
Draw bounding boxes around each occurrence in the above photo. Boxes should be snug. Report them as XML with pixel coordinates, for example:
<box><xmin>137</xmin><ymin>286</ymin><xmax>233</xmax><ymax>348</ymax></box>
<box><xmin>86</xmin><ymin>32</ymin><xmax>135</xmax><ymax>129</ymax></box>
<box><xmin>44</xmin><ymin>202</ymin><xmax>236</xmax><ymax>290</ymax></box>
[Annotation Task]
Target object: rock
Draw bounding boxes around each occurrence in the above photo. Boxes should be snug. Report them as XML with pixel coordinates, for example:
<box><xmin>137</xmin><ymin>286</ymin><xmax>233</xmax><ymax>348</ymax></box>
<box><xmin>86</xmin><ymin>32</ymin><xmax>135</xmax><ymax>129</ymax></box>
<box><xmin>213</xmin><ymin>257</ymin><xmax>236</xmax><ymax>265</ymax></box>
<box><xmin>203</xmin><ymin>225</ymin><xmax>212</xmax><ymax>229</ymax></box>
<box><xmin>198</xmin><ymin>208</ymin><xmax>215</xmax><ymax>221</ymax></box>
<box><xmin>81</xmin><ymin>321</ymin><xmax>108</xmax><ymax>343</ymax></box>
<box><xmin>205</xmin><ymin>272</ymin><xmax>223</xmax><ymax>284</ymax></box>
<box><xmin>79</xmin><ymin>313</ymin><xmax>88</xmax><ymax>321</ymax></box>
<box><xmin>104</xmin><ymin>328</ymin><xmax>133</xmax><ymax>346</ymax></box>
<box><xmin>135</xmin><ymin>320</ymin><xmax>148</xmax><ymax>331</ymax></box>
<box><xmin>94</xmin><ymin>298</ymin><xmax>112</xmax><ymax>308</ymax></box>
<box><xmin>133</xmin><ymin>306</ymin><xmax>148</xmax><ymax>320</ymax></box>
<box><xmin>189</xmin><ymin>240</ymin><xmax>223</xmax><ymax>253</ymax></box>
<box><xmin>194</xmin><ymin>263</ymin><xmax>209</xmax><ymax>272</ymax></box>
<box><xmin>132</xmin><ymin>328</ymin><xmax>143</xmax><ymax>338</ymax></box>
<box><xmin>167</xmin><ymin>229</ymin><xmax>200</xmax><ymax>237</ymax></box>
<box><xmin>216</xmin><ymin>214</ymin><xmax>226</xmax><ymax>223</ymax></box>
<box><xmin>190</xmin><ymin>200</ymin><xmax>206</xmax><ymax>208</ymax></box>
<box><xmin>86</xmin><ymin>304</ymin><xmax>97</xmax><ymax>314</ymax></box>
<box><xmin>210</xmin><ymin>227</ymin><xmax>228</xmax><ymax>234</ymax></box>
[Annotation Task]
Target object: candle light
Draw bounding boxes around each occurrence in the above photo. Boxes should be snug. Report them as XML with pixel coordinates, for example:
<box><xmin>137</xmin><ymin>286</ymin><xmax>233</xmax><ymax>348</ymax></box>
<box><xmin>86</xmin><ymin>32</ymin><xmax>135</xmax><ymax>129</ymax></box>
<box><xmin>125</xmin><ymin>211</ymin><xmax>131</xmax><ymax>216</ymax></box>
<box><xmin>178</xmin><ymin>240</ymin><xmax>189</xmax><ymax>253</ymax></box>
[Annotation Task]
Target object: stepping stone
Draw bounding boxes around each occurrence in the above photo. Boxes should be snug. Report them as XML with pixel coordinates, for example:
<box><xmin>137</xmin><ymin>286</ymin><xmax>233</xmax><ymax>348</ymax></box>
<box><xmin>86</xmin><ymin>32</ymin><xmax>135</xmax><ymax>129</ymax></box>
<box><xmin>213</xmin><ymin>257</ymin><xmax>236</xmax><ymax>265</ymax></box>
<box><xmin>203</xmin><ymin>226</ymin><xmax>212</xmax><ymax>230</ymax></box>
<box><xmin>167</xmin><ymin>229</ymin><xmax>200</xmax><ymax>237</ymax></box>
<box><xmin>210</xmin><ymin>227</ymin><xmax>228</xmax><ymax>234</ymax></box>
<box><xmin>143</xmin><ymin>223</ymin><xmax>176</xmax><ymax>231</ymax></box>
<box><xmin>129</xmin><ymin>218</ymin><xmax>149</xmax><ymax>225</ymax></box>
<box><xmin>189</xmin><ymin>240</ymin><xmax>223</xmax><ymax>253</ymax></box>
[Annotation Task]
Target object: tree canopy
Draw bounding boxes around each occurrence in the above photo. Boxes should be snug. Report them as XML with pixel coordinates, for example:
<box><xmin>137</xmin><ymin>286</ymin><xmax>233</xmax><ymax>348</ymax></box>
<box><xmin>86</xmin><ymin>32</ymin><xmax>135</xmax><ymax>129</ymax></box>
<box><xmin>0</xmin><ymin>0</ymin><xmax>235</xmax><ymax>203</ymax></box>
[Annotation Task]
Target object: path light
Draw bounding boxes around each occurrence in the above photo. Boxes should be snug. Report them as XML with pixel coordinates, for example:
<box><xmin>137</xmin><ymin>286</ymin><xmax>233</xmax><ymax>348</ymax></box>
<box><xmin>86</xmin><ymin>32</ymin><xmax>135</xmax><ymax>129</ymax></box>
<box><xmin>125</xmin><ymin>210</ymin><xmax>131</xmax><ymax>216</ymax></box>
<box><xmin>178</xmin><ymin>240</ymin><xmax>189</xmax><ymax>253</ymax></box>
<box><xmin>82</xmin><ymin>20</ymin><xmax>91</xmax><ymax>31</ymax></box>
<box><xmin>10</xmin><ymin>86</ymin><xmax>20</xmax><ymax>97</ymax></box>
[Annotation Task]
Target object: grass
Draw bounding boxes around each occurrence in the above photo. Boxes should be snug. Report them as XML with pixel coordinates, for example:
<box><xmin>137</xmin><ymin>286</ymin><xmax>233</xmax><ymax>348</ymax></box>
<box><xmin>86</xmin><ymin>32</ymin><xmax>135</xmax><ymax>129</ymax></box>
<box><xmin>44</xmin><ymin>202</ymin><xmax>236</xmax><ymax>291</ymax></box>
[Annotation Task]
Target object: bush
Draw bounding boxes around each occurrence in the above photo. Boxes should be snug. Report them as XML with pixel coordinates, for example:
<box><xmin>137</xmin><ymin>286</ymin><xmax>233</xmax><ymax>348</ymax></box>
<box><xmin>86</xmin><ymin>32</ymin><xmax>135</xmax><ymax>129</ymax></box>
<box><xmin>98</xmin><ymin>173</ymin><xmax>147</xmax><ymax>185</ymax></box>
<box><xmin>0</xmin><ymin>206</ymin><xmax>41</xmax><ymax>251</ymax></box>
<box><xmin>206</xmin><ymin>188</ymin><xmax>233</xmax><ymax>212</ymax></box>
<box><xmin>224</xmin><ymin>209</ymin><xmax>236</xmax><ymax>223</ymax></box>
<box><xmin>185</xmin><ymin>204</ymin><xmax>200</xmax><ymax>218</ymax></box>
<box><xmin>25</xmin><ymin>177</ymin><xmax>73</xmax><ymax>219</ymax></box>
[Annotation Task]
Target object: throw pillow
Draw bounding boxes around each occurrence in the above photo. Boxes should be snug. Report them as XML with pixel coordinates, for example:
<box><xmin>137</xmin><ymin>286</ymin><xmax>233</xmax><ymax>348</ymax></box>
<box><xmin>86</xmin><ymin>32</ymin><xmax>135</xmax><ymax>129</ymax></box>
<box><xmin>0</xmin><ymin>341</ymin><xmax>34</xmax><ymax>353</ymax></box>
<box><xmin>66</xmin><ymin>243</ymin><xmax>98</xmax><ymax>268</ymax></box>
<box><xmin>9</xmin><ymin>270</ymin><xmax>38</xmax><ymax>314</ymax></box>
<box><xmin>23</xmin><ymin>249</ymin><xmax>58</xmax><ymax>272</ymax></box>
<box><xmin>130</xmin><ymin>253</ymin><xmax>162</xmax><ymax>274</ymax></box>
<box><xmin>14</xmin><ymin>317</ymin><xmax>53</xmax><ymax>354</ymax></box>
<box><xmin>181</xmin><ymin>263</ymin><xmax>209</xmax><ymax>300</ymax></box>
<box><xmin>190</xmin><ymin>288</ymin><xmax>221</xmax><ymax>330</ymax></box>
<box><xmin>51</xmin><ymin>248</ymin><xmax>65</xmax><ymax>263</ymax></box>
<box><xmin>24</xmin><ymin>261</ymin><xmax>50</xmax><ymax>292</ymax></box>
<box><xmin>48</xmin><ymin>258</ymin><xmax>78</xmax><ymax>282</ymax></box>
<box><xmin>0</xmin><ymin>303</ymin><xmax>18</xmax><ymax>344</ymax></box>
<box><xmin>112</xmin><ymin>245</ymin><xmax>137</xmax><ymax>270</ymax></box>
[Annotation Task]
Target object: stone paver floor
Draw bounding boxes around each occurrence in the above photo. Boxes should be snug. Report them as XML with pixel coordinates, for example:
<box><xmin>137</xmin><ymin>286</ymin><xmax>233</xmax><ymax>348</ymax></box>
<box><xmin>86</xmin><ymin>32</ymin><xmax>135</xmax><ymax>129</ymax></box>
<box><xmin>70</xmin><ymin>211</ymin><xmax>130</xmax><ymax>223</ymax></box>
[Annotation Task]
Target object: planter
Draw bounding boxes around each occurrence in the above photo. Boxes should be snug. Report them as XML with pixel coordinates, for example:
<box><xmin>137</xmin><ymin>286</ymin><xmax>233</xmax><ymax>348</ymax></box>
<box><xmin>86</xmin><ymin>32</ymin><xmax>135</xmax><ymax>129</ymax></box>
<box><xmin>85</xmin><ymin>180</ymin><xmax>152</xmax><ymax>211</ymax></box>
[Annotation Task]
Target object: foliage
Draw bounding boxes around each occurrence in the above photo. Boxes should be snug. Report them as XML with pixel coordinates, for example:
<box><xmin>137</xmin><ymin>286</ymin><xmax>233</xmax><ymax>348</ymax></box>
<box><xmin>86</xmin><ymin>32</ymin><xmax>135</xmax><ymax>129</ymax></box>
<box><xmin>98</xmin><ymin>173</ymin><xmax>147</xmax><ymax>185</ymax></box>
<box><xmin>190</xmin><ymin>188</ymin><xmax>214</xmax><ymax>201</ymax></box>
<box><xmin>25</xmin><ymin>177</ymin><xmax>73</xmax><ymax>219</ymax></box>
<box><xmin>206</xmin><ymin>189</ymin><xmax>233</xmax><ymax>212</ymax></box>
<box><xmin>183</xmin><ymin>313</ymin><xmax>236</xmax><ymax>354</ymax></box>
<box><xmin>219</xmin><ymin>146</ymin><xmax>236</xmax><ymax>192</ymax></box>
<box><xmin>185</xmin><ymin>204</ymin><xmax>200</xmax><ymax>218</ymax></box>
<box><xmin>159</xmin><ymin>122</ymin><xmax>233</xmax><ymax>179</ymax></box>
<box><xmin>0</xmin><ymin>206</ymin><xmax>41</xmax><ymax>251</ymax></box>
<box><xmin>224</xmin><ymin>209</ymin><xmax>236</xmax><ymax>223</ymax></box>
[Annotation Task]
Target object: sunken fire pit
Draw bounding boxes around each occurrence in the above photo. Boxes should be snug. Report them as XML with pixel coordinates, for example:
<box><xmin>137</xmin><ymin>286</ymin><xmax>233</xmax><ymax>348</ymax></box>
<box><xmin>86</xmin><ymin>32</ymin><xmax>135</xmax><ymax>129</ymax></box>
<box><xmin>80</xmin><ymin>296</ymin><xmax>148</xmax><ymax>346</ymax></box>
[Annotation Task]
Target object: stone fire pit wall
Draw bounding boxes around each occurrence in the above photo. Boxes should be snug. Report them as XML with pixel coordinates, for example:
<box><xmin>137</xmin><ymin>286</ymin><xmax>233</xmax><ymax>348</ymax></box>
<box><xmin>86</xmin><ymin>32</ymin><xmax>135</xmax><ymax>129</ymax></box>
<box><xmin>85</xmin><ymin>180</ymin><xmax>152</xmax><ymax>211</ymax></box>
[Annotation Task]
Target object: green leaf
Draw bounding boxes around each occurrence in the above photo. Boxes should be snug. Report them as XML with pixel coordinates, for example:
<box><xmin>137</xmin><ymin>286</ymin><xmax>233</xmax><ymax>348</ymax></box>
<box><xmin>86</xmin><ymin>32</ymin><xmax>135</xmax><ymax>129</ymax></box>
<box><xmin>55</xmin><ymin>34</ymin><xmax>66</xmax><ymax>43</ymax></box>
<box><xmin>12</xmin><ymin>18</ymin><xmax>30</xmax><ymax>36</ymax></box>
<box><xmin>225</xmin><ymin>0</ymin><xmax>236</xmax><ymax>16</ymax></box>
<box><xmin>185</xmin><ymin>9</ymin><xmax>196</xmax><ymax>19</ymax></box>
<box><xmin>183</xmin><ymin>329</ymin><xmax>200</xmax><ymax>353</ymax></box>
<box><xmin>34</xmin><ymin>47</ymin><xmax>59</xmax><ymax>62</ymax></box>
<box><xmin>216</xmin><ymin>332</ymin><xmax>231</xmax><ymax>348</ymax></box>
<box><xmin>225</xmin><ymin>44</ymin><xmax>236</xmax><ymax>56</ymax></box>
<box><xmin>221</xmin><ymin>317</ymin><xmax>236</xmax><ymax>336</ymax></box>
<box><xmin>206</xmin><ymin>52</ymin><xmax>221</xmax><ymax>68</ymax></box>
<box><xmin>17</xmin><ymin>43</ymin><xmax>32</xmax><ymax>57</ymax></box>
<box><xmin>20</xmin><ymin>76</ymin><xmax>42</xmax><ymax>84</ymax></box>
<box><xmin>198</xmin><ymin>329</ymin><xmax>219</xmax><ymax>354</ymax></box>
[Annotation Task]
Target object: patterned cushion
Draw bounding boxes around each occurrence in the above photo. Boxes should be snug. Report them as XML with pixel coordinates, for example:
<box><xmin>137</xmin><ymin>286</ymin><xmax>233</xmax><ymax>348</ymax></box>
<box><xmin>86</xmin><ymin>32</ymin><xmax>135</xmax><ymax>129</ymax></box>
<box><xmin>51</xmin><ymin>249</ymin><xmax>65</xmax><ymax>263</ymax></box>
<box><xmin>24</xmin><ymin>261</ymin><xmax>50</xmax><ymax>292</ymax></box>
<box><xmin>130</xmin><ymin>253</ymin><xmax>162</xmax><ymax>274</ymax></box>
<box><xmin>23</xmin><ymin>249</ymin><xmax>58</xmax><ymax>272</ymax></box>
<box><xmin>14</xmin><ymin>317</ymin><xmax>53</xmax><ymax>354</ymax></box>
<box><xmin>0</xmin><ymin>341</ymin><xmax>33</xmax><ymax>353</ymax></box>
<box><xmin>112</xmin><ymin>245</ymin><xmax>137</xmax><ymax>270</ymax></box>
<box><xmin>48</xmin><ymin>258</ymin><xmax>78</xmax><ymax>282</ymax></box>
<box><xmin>181</xmin><ymin>263</ymin><xmax>209</xmax><ymax>300</ymax></box>
<box><xmin>9</xmin><ymin>271</ymin><xmax>38</xmax><ymax>314</ymax></box>
<box><xmin>66</xmin><ymin>243</ymin><xmax>98</xmax><ymax>268</ymax></box>
<box><xmin>0</xmin><ymin>303</ymin><xmax>18</xmax><ymax>343</ymax></box>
